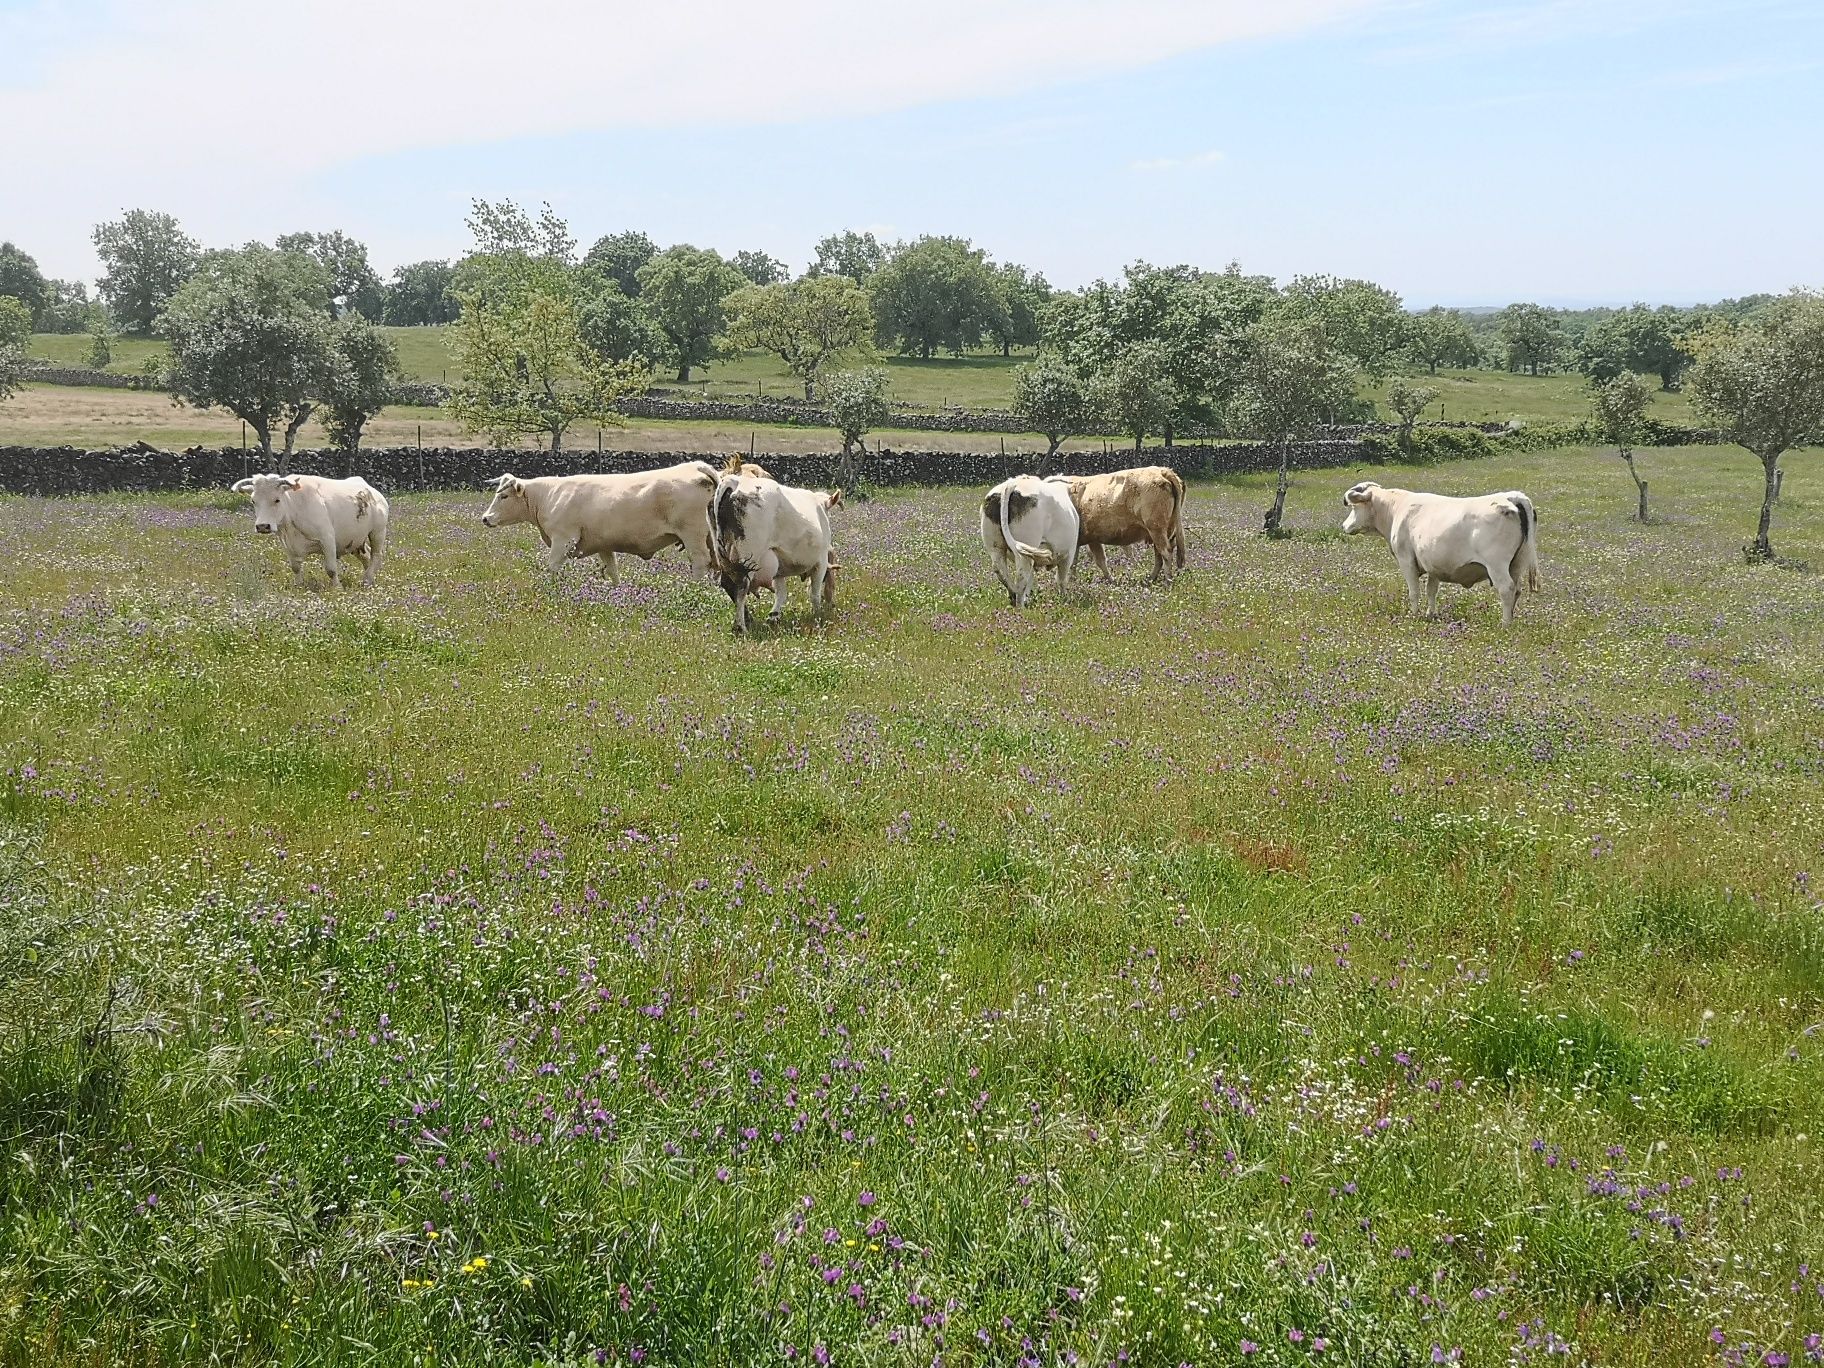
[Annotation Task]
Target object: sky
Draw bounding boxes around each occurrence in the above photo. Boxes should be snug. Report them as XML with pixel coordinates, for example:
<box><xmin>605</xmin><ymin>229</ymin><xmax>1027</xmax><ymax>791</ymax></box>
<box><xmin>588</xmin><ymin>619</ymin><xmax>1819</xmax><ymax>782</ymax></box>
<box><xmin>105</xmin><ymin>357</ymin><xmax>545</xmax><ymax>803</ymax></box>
<box><xmin>2</xmin><ymin>0</ymin><xmax>1820</xmax><ymax>308</ymax></box>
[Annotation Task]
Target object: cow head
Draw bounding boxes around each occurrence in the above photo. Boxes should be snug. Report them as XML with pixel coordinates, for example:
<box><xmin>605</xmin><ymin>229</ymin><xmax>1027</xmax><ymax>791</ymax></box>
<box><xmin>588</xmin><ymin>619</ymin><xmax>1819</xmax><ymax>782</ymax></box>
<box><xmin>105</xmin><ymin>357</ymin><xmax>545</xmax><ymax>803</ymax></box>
<box><xmin>230</xmin><ymin>473</ymin><xmax>300</xmax><ymax>535</ymax></box>
<box><xmin>1341</xmin><ymin>481</ymin><xmax>1381</xmax><ymax>536</ymax></box>
<box><xmin>481</xmin><ymin>474</ymin><xmax>530</xmax><ymax>528</ymax></box>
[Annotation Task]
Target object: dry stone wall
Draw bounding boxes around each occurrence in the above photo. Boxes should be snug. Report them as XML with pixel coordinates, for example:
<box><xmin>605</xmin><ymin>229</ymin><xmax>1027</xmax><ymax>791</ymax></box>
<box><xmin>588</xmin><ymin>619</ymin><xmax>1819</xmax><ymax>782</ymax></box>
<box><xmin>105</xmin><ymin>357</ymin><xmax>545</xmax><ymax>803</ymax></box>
<box><xmin>0</xmin><ymin>440</ymin><xmax>1380</xmax><ymax>498</ymax></box>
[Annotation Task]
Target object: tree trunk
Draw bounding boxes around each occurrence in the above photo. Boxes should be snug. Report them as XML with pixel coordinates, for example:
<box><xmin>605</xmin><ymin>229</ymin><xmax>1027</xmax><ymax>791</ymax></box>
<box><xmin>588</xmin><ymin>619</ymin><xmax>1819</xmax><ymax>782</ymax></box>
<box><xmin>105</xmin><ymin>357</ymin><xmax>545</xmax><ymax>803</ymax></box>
<box><xmin>1263</xmin><ymin>439</ymin><xmax>1291</xmax><ymax>536</ymax></box>
<box><xmin>1427</xmin><ymin>359</ymin><xmax>1438</xmax><ymax>375</ymax></box>
<box><xmin>1040</xmin><ymin>435</ymin><xmax>1061</xmax><ymax>477</ymax></box>
<box><xmin>1133</xmin><ymin>431</ymin><xmax>1143</xmax><ymax>453</ymax></box>
<box><xmin>281</xmin><ymin>405</ymin><xmax>313</xmax><ymax>472</ymax></box>
<box><xmin>1163</xmin><ymin>420</ymin><xmax>1174</xmax><ymax>450</ymax></box>
<box><xmin>804</xmin><ymin>375</ymin><xmax>815</xmax><ymax>402</ymax></box>
<box><xmin>677</xmin><ymin>362</ymin><xmax>692</xmax><ymax>383</ymax></box>
<box><xmin>1621</xmin><ymin>449</ymin><xmax>1647</xmax><ymax>521</ymax></box>
<box><xmin>253</xmin><ymin>421</ymin><xmax>273</xmax><ymax>461</ymax></box>
<box><xmin>550</xmin><ymin>425</ymin><xmax>564</xmax><ymax>454</ymax></box>
<box><xmin>1001</xmin><ymin>339</ymin><xmax>1010</xmax><ymax>358</ymax></box>
<box><xmin>1751</xmin><ymin>452</ymin><xmax>1779</xmax><ymax>561</ymax></box>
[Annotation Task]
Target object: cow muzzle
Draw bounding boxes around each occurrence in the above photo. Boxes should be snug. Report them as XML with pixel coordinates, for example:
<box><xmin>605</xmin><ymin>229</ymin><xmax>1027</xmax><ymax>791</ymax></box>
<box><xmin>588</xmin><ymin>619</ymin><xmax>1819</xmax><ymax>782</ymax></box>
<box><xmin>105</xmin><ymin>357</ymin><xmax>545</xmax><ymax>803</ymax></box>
<box><xmin>481</xmin><ymin>514</ymin><xmax>496</xmax><ymax>527</ymax></box>
<box><xmin>255</xmin><ymin>522</ymin><xmax>275</xmax><ymax>534</ymax></box>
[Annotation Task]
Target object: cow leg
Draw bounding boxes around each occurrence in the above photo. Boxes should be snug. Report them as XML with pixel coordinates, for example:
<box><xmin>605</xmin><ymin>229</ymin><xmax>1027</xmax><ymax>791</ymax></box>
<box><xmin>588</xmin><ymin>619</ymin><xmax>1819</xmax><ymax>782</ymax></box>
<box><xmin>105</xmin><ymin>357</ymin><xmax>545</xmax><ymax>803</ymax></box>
<box><xmin>1148</xmin><ymin>529</ymin><xmax>1172</xmax><ymax>583</ymax></box>
<box><xmin>1488</xmin><ymin>563</ymin><xmax>1519</xmax><ymax>625</ymax></box>
<box><xmin>728</xmin><ymin>580</ymin><xmax>750</xmax><ymax>635</ymax></box>
<box><xmin>1085</xmin><ymin>543</ymin><xmax>1112</xmax><ymax>582</ymax></box>
<box><xmin>809</xmin><ymin>563</ymin><xmax>828</xmax><ymax>613</ymax></box>
<box><xmin>288</xmin><ymin>555</ymin><xmax>307</xmax><ymax>587</ymax></box>
<box><xmin>364</xmin><ymin>523</ymin><xmax>387</xmax><ymax>587</ymax></box>
<box><xmin>1400</xmin><ymin>558</ymin><xmax>1425</xmax><ymax>617</ymax></box>
<box><xmin>321</xmin><ymin>545</ymin><xmax>342</xmax><ymax>590</ymax></box>
<box><xmin>545</xmin><ymin>536</ymin><xmax>575</xmax><ymax>575</ymax></box>
<box><xmin>769</xmin><ymin>580</ymin><xmax>787</xmax><ymax>622</ymax></box>
<box><xmin>597</xmin><ymin>552</ymin><xmax>618</xmax><ymax>583</ymax></box>
<box><xmin>1426</xmin><ymin>574</ymin><xmax>1441</xmax><ymax>619</ymax></box>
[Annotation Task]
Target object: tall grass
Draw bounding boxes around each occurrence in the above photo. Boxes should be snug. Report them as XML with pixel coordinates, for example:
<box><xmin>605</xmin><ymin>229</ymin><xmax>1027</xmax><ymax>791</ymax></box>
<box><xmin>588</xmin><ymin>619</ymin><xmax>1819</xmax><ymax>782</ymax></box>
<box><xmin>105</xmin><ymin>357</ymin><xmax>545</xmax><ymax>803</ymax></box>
<box><xmin>0</xmin><ymin>447</ymin><xmax>1819</xmax><ymax>1365</ymax></box>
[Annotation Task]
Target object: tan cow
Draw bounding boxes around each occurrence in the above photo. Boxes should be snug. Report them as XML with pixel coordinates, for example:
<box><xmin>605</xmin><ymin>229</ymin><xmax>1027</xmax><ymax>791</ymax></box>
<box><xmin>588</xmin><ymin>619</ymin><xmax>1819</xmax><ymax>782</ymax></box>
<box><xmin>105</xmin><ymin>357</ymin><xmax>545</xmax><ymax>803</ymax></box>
<box><xmin>722</xmin><ymin>454</ymin><xmax>775</xmax><ymax>480</ymax></box>
<box><xmin>1045</xmin><ymin>465</ymin><xmax>1187</xmax><ymax>583</ymax></box>
<box><xmin>481</xmin><ymin>462</ymin><xmax>720</xmax><ymax>579</ymax></box>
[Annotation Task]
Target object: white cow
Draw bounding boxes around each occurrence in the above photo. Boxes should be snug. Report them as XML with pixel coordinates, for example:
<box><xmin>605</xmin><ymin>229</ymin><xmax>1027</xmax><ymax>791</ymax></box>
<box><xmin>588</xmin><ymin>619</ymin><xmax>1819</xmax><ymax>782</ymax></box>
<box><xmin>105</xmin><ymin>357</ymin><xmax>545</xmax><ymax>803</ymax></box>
<box><xmin>230</xmin><ymin>473</ymin><xmax>389</xmax><ymax>588</ymax></box>
<box><xmin>980</xmin><ymin>475</ymin><xmax>1079</xmax><ymax>608</ymax></box>
<box><xmin>480</xmin><ymin>463</ymin><xmax>721</xmax><ymax>578</ymax></box>
<box><xmin>707</xmin><ymin>473</ymin><xmax>838</xmax><ymax>634</ymax></box>
<box><xmin>1341</xmin><ymin>480</ymin><xmax>1542</xmax><ymax>625</ymax></box>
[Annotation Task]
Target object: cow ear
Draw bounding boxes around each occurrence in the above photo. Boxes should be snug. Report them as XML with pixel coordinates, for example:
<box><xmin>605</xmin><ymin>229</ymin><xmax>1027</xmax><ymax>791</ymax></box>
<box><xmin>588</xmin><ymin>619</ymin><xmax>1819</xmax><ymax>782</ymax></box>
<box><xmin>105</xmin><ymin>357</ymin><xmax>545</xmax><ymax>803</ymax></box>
<box><xmin>278</xmin><ymin>476</ymin><xmax>301</xmax><ymax>491</ymax></box>
<box><xmin>493</xmin><ymin>473</ymin><xmax>520</xmax><ymax>494</ymax></box>
<box><xmin>1344</xmin><ymin>481</ymin><xmax>1376</xmax><ymax>505</ymax></box>
<box><xmin>230</xmin><ymin>478</ymin><xmax>255</xmax><ymax>494</ymax></box>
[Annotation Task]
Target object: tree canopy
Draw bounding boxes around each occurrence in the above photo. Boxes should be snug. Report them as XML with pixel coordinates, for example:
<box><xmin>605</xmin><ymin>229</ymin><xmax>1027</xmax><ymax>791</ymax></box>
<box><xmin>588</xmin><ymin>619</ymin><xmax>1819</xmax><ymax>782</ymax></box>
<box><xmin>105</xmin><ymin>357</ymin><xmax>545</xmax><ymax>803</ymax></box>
<box><xmin>276</xmin><ymin>230</ymin><xmax>384</xmax><ymax>319</ymax></box>
<box><xmin>319</xmin><ymin>316</ymin><xmax>400</xmax><ymax>450</ymax></box>
<box><xmin>731</xmin><ymin>250</ymin><xmax>788</xmax><ymax>287</ymax></box>
<box><xmin>0</xmin><ymin>243</ymin><xmax>49</xmax><ymax>325</ymax></box>
<box><xmin>159</xmin><ymin>244</ymin><xmax>334</xmax><ymax>459</ymax></box>
<box><xmin>807</xmin><ymin>231</ymin><xmax>887</xmax><ymax>284</ymax></box>
<box><xmin>1498</xmin><ymin>303</ymin><xmax>1564</xmax><ymax>376</ymax></box>
<box><xmin>1407</xmin><ymin>307</ymin><xmax>1478</xmax><ymax>374</ymax></box>
<box><xmin>92</xmin><ymin>209</ymin><xmax>200</xmax><ymax>336</ymax></box>
<box><xmin>866</xmin><ymin>236</ymin><xmax>1005</xmax><ymax>361</ymax></box>
<box><xmin>1010</xmin><ymin>353</ymin><xmax>1101</xmax><ymax>466</ymax></box>
<box><xmin>721</xmin><ymin>275</ymin><xmax>873</xmax><ymax>400</ymax></box>
<box><xmin>448</xmin><ymin>200</ymin><xmax>648</xmax><ymax>452</ymax></box>
<box><xmin>382</xmin><ymin>260</ymin><xmax>460</xmax><ymax>326</ymax></box>
<box><xmin>582</xmin><ymin>231</ymin><xmax>658</xmax><ymax>297</ymax></box>
<box><xmin>1686</xmin><ymin>290</ymin><xmax>1824</xmax><ymax>560</ymax></box>
<box><xmin>822</xmin><ymin>366</ymin><xmax>892</xmax><ymax>488</ymax></box>
<box><xmin>1229</xmin><ymin>317</ymin><xmax>1361</xmax><ymax>535</ymax></box>
<box><xmin>0</xmin><ymin>296</ymin><xmax>31</xmax><ymax>404</ymax></box>
<box><xmin>635</xmin><ymin>246</ymin><xmax>748</xmax><ymax>383</ymax></box>
<box><xmin>1277</xmin><ymin>274</ymin><xmax>1409</xmax><ymax>381</ymax></box>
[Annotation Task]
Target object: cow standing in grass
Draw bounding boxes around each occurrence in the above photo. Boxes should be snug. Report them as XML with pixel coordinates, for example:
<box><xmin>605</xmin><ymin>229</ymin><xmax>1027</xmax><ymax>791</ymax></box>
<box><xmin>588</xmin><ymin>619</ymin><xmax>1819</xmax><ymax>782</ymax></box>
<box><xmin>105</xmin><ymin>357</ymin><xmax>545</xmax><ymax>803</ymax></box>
<box><xmin>230</xmin><ymin>473</ymin><xmax>390</xmax><ymax>589</ymax></box>
<box><xmin>980</xmin><ymin>475</ymin><xmax>1079</xmax><ymax>608</ymax></box>
<box><xmin>1046</xmin><ymin>465</ymin><xmax>1187</xmax><ymax>583</ymax></box>
<box><xmin>708</xmin><ymin>473</ymin><xmax>839</xmax><ymax>633</ymax></box>
<box><xmin>480</xmin><ymin>462</ymin><xmax>720</xmax><ymax>579</ymax></box>
<box><xmin>1341</xmin><ymin>480</ymin><xmax>1542</xmax><ymax>625</ymax></box>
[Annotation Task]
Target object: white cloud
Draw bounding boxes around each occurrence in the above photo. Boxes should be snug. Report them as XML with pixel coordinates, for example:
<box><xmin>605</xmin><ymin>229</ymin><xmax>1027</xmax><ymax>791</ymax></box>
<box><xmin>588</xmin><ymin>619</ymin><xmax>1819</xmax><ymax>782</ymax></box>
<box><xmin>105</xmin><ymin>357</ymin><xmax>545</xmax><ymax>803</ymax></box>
<box><xmin>1</xmin><ymin>0</ymin><xmax>1380</xmax><ymax>278</ymax></box>
<box><xmin>1130</xmin><ymin>149</ymin><xmax>1227</xmax><ymax>173</ymax></box>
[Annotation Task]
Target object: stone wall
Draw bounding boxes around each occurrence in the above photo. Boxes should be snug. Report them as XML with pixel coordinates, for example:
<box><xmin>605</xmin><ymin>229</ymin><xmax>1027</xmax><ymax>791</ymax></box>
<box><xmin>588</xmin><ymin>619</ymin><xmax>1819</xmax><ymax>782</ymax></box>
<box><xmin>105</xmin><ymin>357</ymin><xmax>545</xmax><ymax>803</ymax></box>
<box><xmin>0</xmin><ymin>439</ymin><xmax>1383</xmax><ymax>498</ymax></box>
<box><xmin>20</xmin><ymin>364</ymin><xmax>152</xmax><ymax>390</ymax></box>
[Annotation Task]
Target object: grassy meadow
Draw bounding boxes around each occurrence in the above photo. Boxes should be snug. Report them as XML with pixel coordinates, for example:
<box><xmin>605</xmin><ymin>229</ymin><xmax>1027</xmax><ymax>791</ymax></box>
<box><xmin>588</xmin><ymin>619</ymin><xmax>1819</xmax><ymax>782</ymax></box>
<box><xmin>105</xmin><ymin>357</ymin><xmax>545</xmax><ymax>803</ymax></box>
<box><xmin>1</xmin><ymin>444</ymin><xmax>1821</xmax><ymax>1366</ymax></box>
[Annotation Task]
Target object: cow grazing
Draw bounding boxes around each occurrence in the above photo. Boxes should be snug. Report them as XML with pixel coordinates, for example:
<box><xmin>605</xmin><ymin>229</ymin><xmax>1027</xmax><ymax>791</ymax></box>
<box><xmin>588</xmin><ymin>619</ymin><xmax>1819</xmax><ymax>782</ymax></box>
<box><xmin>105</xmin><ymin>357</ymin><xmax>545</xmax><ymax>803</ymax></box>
<box><xmin>980</xmin><ymin>475</ymin><xmax>1079</xmax><ymax>608</ymax></box>
<box><xmin>1341</xmin><ymin>480</ymin><xmax>1542</xmax><ymax>625</ymax></box>
<box><xmin>230</xmin><ymin>473</ymin><xmax>389</xmax><ymax>588</ymax></box>
<box><xmin>722</xmin><ymin>454</ymin><xmax>775</xmax><ymax>480</ymax></box>
<box><xmin>707</xmin><ymin>474</ymin><xmax>837</xmax><ymax>634</ymax></box>
<box><xmin>481</xmin><ymin>462</ymin><xmax>720</xmax><ymax>579</ymax></box>
<box><xmin>1046</xmin><ymin>465</ymin><xmax>1187</xmax><ymax>582</ymax></box>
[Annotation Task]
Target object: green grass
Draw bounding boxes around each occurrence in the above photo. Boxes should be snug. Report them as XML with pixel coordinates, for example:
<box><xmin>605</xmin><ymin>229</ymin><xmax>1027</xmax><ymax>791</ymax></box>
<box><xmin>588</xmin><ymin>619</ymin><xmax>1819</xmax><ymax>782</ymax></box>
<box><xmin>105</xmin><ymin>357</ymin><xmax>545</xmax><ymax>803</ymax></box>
<box><xmin>1372</xmin><ymin>367</ymin><xmax>1699</xmax><ymax>426</ymax></box>
<box><xmin>25</xmin><ymin>332</ymin><xmax>170</xmax><ymax>375</ymax></box>
<box><xmin>0</xmin><ymin>447</ymin><xmax>1820</xmax><ymax>1365</ymax></box>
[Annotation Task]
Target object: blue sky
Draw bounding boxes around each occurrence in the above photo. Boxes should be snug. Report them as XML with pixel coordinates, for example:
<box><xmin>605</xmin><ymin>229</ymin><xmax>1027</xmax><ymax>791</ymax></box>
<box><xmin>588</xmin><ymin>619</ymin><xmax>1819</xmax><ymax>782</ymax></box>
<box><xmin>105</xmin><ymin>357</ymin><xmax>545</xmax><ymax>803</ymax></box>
<box><xmin>3</xmin><ymin>0</ymin><xmax>1820</xmax><ymax>307</ymax></box>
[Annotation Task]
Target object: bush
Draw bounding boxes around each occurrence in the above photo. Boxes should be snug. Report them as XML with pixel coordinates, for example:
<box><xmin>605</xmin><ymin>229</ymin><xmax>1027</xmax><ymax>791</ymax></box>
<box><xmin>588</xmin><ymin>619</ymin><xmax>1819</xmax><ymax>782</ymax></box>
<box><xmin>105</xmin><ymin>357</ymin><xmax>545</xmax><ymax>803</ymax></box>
<box><xmin>1360</xmin><ymin>426</ymin><xmax>1497</xmax><ymax>465</ymax></box>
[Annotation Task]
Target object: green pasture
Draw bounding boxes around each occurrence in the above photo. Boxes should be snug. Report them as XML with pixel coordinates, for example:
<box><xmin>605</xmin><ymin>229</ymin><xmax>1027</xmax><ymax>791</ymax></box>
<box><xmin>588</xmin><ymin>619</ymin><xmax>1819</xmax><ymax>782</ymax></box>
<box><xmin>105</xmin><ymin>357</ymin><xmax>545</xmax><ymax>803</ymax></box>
<box><xmin>0</xmin><ymin>444</ymin><xmax>1820</xmax><ymax>1365</ymax></box>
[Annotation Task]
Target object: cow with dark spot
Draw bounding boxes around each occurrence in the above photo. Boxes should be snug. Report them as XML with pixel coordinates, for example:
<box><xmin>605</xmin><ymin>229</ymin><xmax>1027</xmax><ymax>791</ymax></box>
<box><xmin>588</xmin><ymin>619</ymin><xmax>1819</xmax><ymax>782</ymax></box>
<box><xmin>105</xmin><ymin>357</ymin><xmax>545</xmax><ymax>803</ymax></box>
<box><xmin>980</xmin><ymin>475</ymin><xmax>1079</xmax><ymax>608</ymax></box>
<box><xmin>707</xmin><ymin>473</ymin><xmax>838</xmax><ymax>634</ymax></box>
<box><xmin>1342</xmin><ymin>480</ymin><xmax>1542</xmax><ymax>625</ymax></box>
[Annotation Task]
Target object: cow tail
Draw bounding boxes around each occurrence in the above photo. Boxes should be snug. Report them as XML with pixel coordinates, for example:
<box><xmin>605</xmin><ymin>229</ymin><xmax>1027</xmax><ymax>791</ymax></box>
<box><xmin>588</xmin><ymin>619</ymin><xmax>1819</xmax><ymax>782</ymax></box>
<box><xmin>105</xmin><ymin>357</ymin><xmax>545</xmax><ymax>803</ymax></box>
<box><xmin>708</xmin><ymin>479</ymin><xmax>735</xmax><ymax>570</ymax></box>
<box><xmin>1167</xmin><ymin>469</ymin><xmax>1188</xmax><ymax>567</ymax></box>
<box><xmin>1506</xmin><ymin>492</ymin><xmax>1541</xmax><ymax>592</ymax></box>
<box><xmin>1000</xmin><ymin>482</ymin><xmax>1056</xmax><ymax>569</ymax></box>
